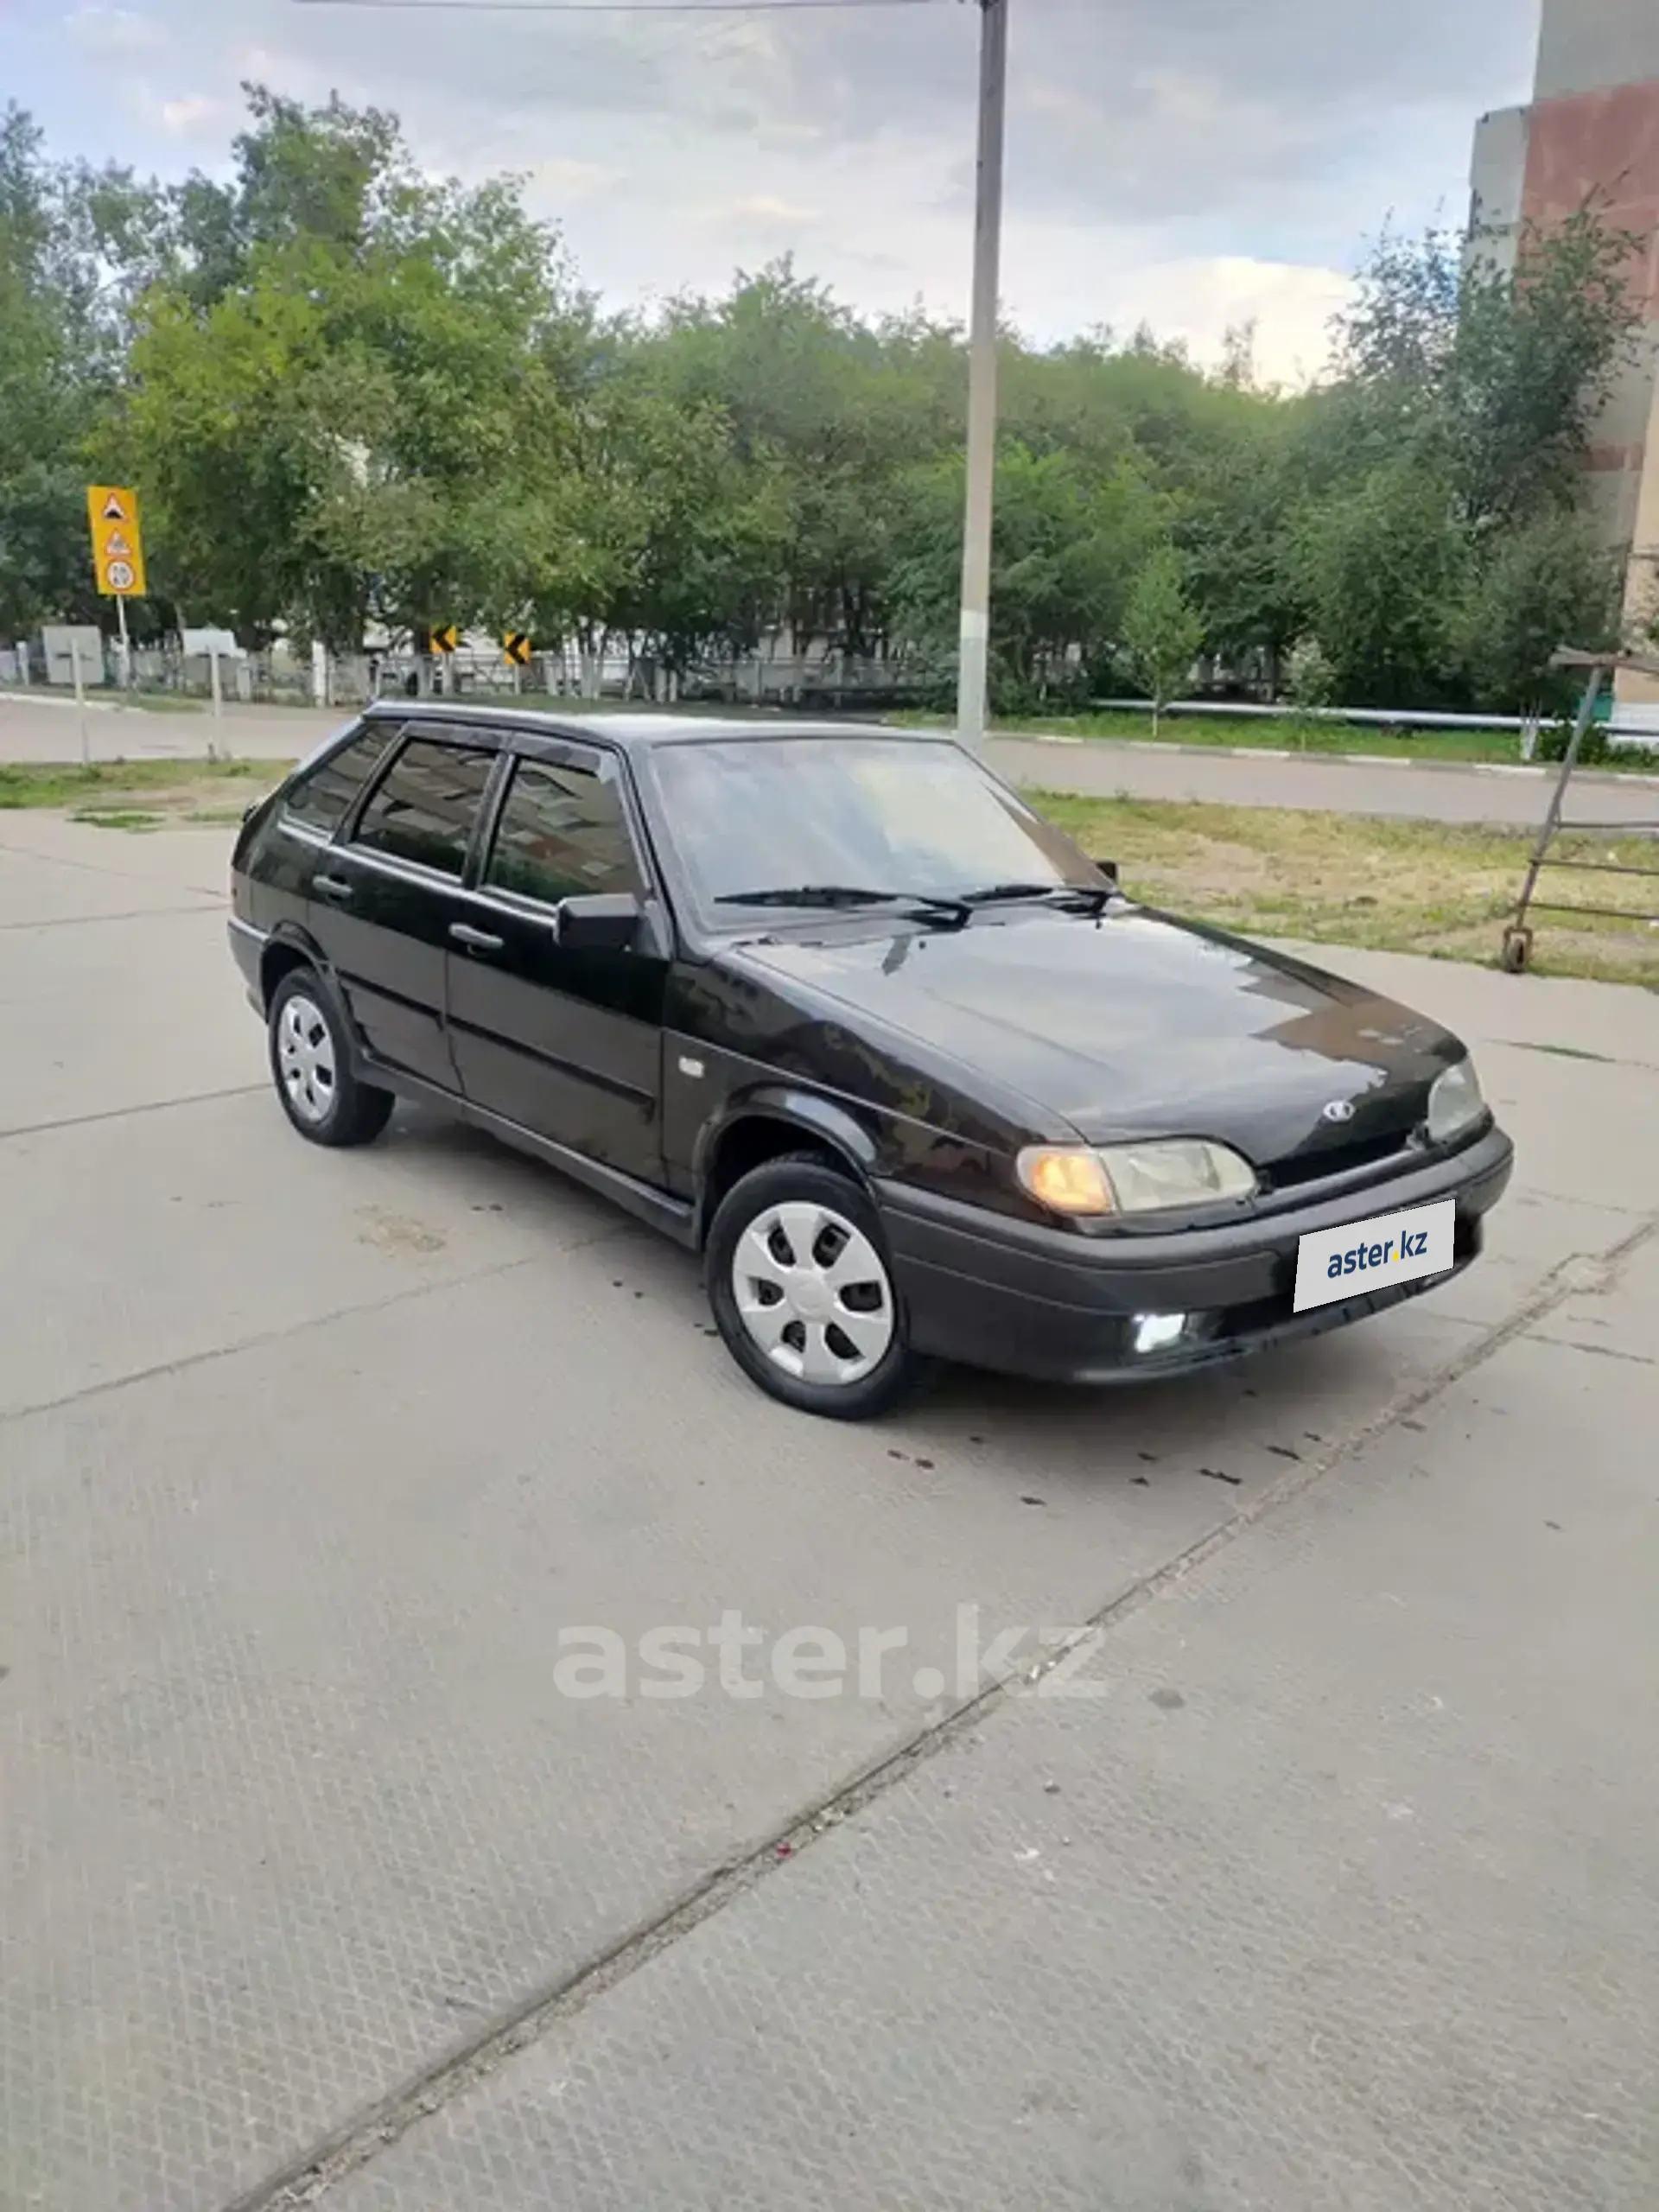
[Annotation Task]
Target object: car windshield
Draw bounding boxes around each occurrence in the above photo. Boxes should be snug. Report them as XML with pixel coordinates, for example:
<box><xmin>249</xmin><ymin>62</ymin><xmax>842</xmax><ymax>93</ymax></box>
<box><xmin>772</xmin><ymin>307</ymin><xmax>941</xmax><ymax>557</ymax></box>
<box><xmin>648</xmin><ymin>736</ymin><xmax>1103</xmax><ymax>922</ymax></box>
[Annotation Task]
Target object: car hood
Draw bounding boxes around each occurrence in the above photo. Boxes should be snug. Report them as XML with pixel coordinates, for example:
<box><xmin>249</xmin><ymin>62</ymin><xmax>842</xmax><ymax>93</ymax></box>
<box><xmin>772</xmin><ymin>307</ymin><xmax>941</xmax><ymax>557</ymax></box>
<box><xmin>733</xmin><ymin>905</ymin><xmax>1464</xmax><ymax>1169</ymax></box>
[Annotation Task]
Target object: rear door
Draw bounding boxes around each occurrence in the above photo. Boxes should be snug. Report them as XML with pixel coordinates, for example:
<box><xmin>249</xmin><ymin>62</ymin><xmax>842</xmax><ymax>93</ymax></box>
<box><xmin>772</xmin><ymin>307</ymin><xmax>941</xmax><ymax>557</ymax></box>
<box><xmin>315</xmin><ymin>728</ymin><xmax>503</xmax><ymax>1092</ymax></box>
<box><xmin>446</xmin><ymin>741</ymin><xmax>669</xmax><ymax>1183</ymax></box>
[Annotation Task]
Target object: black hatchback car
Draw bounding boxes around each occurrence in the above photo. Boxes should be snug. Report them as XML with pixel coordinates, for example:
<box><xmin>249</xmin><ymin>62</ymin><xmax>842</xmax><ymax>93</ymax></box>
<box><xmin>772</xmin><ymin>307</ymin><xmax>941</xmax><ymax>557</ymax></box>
<box><xmin>229</xmin><ymin>708</ymin><xmax>1513</xmax><ymax>1418</ymax></box>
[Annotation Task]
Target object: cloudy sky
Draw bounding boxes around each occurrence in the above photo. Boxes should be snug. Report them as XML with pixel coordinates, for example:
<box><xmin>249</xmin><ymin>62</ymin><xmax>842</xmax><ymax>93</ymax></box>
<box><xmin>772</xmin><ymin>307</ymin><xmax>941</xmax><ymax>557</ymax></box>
<box><xmin>11</xmin><ymin>0</ymin><xmax>1541</xmax><ymax>382</ymax></box>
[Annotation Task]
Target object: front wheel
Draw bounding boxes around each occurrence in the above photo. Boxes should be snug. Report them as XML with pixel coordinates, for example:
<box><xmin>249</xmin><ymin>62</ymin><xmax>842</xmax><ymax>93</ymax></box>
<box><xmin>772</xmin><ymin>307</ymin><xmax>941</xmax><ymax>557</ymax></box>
<box><xmin>705</xmin><ymin>1155</ymin><xmax>929</xmax><ymax>1420</ymax></box>
<box><xmin>268</xmin><ymin>968</ymin><xmax>394</xmax><ymax>1148</ymax></box>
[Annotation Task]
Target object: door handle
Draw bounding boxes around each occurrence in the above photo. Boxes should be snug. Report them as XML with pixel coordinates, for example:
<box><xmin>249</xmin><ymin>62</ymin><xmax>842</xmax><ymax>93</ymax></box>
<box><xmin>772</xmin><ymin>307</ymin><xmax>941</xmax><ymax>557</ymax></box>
<box><xmin>314</xmin><ymin>873</ymin><xmax>353</xmax><ymax>901</ymax></box>
<box><xmin>449</xmin><ymin>922</ymin><xmax>505</xmax><ymax>953</ymax></box>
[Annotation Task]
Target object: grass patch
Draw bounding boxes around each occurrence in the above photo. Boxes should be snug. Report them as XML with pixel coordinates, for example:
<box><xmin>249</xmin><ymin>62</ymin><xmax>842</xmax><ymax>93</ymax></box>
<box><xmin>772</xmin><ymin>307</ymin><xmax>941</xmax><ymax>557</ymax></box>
<box><xmin>0</xmin><ymin>685</ymin><xmax>206</xmax><ymax>712</ymax></box>
<box><xmin>0</xmin><ymin>756</ymin><xmax>283</xmax><ymax>811</ymax></box>
<box><xmin>1036</xmin><ymin>790</ymin><xmax>1659</xmax><ymax>989</ymax></box>
<box><xmin>72</xmin><ymin>808</ymin><xmax>165</xmax><ymax>830</ymax></box>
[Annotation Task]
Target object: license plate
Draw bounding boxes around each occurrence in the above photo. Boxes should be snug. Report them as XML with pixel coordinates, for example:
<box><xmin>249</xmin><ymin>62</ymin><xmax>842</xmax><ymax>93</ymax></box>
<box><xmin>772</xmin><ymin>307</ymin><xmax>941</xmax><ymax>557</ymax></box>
<box><xmin>1294</xmin><ymin>1198</ymin><xmax>1456</xmax><ymax>1314</ymax></box>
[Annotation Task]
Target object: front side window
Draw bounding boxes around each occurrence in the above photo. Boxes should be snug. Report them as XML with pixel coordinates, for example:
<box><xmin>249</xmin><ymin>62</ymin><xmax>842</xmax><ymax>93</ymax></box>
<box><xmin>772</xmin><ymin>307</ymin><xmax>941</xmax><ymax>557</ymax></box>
<box><xmin>284</xmin><ymin>722</ymin><xmax>400</xmax><ymax>836</ymax></box>
<box><xmin>484</xmin><ymin>758</ymin><xmax>642</xmax><ymax>906</ymax></box>
<box><xmin>353</xmin><ymin>740</ymin><xmax>495</xmax><ymax>877</ymax></box>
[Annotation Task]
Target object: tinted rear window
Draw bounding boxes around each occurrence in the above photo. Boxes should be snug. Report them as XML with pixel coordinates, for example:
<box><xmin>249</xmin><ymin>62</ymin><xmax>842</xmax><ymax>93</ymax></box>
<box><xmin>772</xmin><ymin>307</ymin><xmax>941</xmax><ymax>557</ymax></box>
<box><xmin>284</xmin><ymin>724</ymin><xmax>400</xmax><ymax>836</ymax></box>
<box><xmin>353</xmin><ymin>740</ymin><xmax>496</xmax><ymax>877</ymax></box>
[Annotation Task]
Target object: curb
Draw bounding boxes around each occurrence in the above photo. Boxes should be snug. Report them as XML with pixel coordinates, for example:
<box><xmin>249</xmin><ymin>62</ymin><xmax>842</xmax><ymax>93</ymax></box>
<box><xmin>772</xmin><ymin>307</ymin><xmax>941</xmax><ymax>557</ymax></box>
<box><xmin>992</xmin><ymin>730</ymin><xmax>1659</xmax><ymax>792</ymax></box>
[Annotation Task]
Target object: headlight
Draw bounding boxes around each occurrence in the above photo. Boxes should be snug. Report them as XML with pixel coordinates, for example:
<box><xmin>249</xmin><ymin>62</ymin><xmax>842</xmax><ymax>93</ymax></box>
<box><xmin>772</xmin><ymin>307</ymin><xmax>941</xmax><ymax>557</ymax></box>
<box><xmin>1018</xmin><ymin>1139</ymin><xmax>1257</xmax><ymax>1217</ymax></box>
<box><xmin>1426</xmin><ymin>1058</ymin><xmax>1484</xmax><ymax>1145</ymax></box>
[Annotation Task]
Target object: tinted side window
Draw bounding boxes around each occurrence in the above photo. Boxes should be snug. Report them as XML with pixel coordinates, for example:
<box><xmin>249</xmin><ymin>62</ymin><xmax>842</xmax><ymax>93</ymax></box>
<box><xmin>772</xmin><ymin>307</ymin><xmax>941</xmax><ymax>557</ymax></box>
<box><xmin>354</xmin><ymin>741</ymin><xmax>495</xmax><ymax>877</ymax></box>
<box><xmin>484</xmin><ymin>759</ymin><xmax>642</xmax><ymax>906</ymax></box>
<box><xmin>284</xmin><ymin>723</ymin><xmax>400</xmax><ymax>835</ymax></box>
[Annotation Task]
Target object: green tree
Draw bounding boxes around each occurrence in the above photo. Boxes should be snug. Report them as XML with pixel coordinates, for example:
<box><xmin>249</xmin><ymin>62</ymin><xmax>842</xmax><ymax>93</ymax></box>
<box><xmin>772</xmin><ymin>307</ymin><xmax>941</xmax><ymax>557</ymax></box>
<box><xmin>1333</xmin><ymin>212</ymin><xmax>1642</xmax><ymax>531</ymax></box>
<box><xmin>1457</xmin><ymin>508</ymin><xmax>1624</xmax><ymax>714</ymax></box>
<box><xmin>888</xmin><ymin>443</ymin><xmax>1166</xmax><ymax>709</ymax></box>
<box><xmin>1294</xmin><ymin>461</ymin><xmax>1469</xmax><ymax>708</ymax></box>
<box><xmin>0</xmin><ymin>105</ymin><xmax>120</xmax><ymax>636</ymax></box>
<box><xmin>1121</xmin><ymin>543</ymin><xmax>1204</xmax><ymax>733</ymax></box>
<box><xmin>125</xmin><ymin>89</ymin><xmax>585</xmax><ymax>649</ymax></box>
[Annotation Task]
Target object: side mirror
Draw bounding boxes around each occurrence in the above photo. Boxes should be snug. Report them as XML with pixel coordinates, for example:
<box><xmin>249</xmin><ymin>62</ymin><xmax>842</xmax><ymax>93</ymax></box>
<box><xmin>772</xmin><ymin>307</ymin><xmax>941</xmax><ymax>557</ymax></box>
<box><xmin>556</xmin><ymin>891</ymin><xmax>641</xmax><ymax>951</ymax></box>
<box><xmin>1093</xmin><ymin>857</ymin><xmax>1120</xmax><ymax>888</ymax></box>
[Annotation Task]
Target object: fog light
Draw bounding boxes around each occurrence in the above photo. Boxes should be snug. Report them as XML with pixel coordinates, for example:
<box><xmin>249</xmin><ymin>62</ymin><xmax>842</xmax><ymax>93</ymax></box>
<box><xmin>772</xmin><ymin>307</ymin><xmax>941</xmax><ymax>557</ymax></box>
<box><xmin>1132</xmin><ymin>1313</ymin><xmax>1187</xmax><ymax>1355</ymax></box>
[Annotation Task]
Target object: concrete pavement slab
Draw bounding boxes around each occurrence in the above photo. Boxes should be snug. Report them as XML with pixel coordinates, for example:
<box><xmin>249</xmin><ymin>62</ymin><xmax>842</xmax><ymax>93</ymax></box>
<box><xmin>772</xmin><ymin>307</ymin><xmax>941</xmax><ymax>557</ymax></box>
<box><xmin>1271</xmin><ymin>938</ymin><xmax>1659</xmax><ymax>1067</ymax></box>
<box><xmin>991</xmin><ymin>731</ymin><xmax>1659</xmax><ymax>827</ymax></box>
<box><xmin>0</xmin><ymin>840</ymin><xmax>224</xmax><ymax>928</ymax></box>
<box><xmin>320</xmin><ymin>1265</ymin><xmax>1659</xmax><ymax>2212</ymax></box>
<box><xmin>5</xmin><ymin>810</ymin><xmax>1656</xmax><ymax>2212</ymax></box>
<box><xmin>0</xmin><ymin>906</ymin><xmax>259</xmax><ymax>1135</ymax></box>
<box><xmin>0</xmin><ymin>1238</ymin><xmax>1503</xmax><ymax>2212</ymax></box>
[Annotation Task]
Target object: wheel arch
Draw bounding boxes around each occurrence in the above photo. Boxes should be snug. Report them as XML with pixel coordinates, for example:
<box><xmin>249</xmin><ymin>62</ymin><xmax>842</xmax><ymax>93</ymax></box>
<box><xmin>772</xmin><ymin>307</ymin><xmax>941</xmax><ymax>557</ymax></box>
<box><xmin>257</xmin><ymin>923</ymin><xmax>333</xmax><ymax>1014</ymax></box>
<box><xmin>693</xmin><ymin>1089</ymin><xmax>879</xmax><ymax>1247</ymax></box>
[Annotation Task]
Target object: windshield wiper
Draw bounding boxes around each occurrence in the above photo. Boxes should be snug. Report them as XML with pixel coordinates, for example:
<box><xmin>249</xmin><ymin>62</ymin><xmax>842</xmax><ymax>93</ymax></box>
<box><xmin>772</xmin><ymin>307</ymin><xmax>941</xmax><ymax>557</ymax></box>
<box><xmin>960</xmin><ymin>881</ymin><xmax>1115</xmax><ymax>912</ymax></box>
<box><xmin>715</xmin><ymin>884</ymin><xmax>969</xmax><ymax>917</ymax></box>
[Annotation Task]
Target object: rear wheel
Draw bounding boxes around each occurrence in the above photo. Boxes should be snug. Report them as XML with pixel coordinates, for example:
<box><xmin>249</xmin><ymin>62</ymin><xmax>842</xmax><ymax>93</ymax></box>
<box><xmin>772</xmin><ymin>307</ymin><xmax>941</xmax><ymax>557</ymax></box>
<box><xmin>267</xmin><ymin>967</ymin><xmax>394</xmax><ymax>1148</ymax></box>
<box><xmin>706</xmin><ymin>1154</ymin><xmax>928</xmax><ymax>1420</ymax></box>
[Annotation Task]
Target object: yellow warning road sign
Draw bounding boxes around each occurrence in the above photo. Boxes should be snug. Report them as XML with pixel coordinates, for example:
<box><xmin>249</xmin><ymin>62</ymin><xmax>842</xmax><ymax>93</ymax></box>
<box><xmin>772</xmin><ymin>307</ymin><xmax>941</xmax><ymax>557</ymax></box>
<box><xmin>503</xmin><ymin>631</ymin><xmax>532</xmax><ymax>667</ymax></box>
<box><xmin>429</xmin><ymin>623</ymin><xmax>460</xmax><ymax>654</ymax></box>
<box><xmin>87</xmin><ymin>485</ymin><xmax>148</xmax><ymax>596</ymax></box>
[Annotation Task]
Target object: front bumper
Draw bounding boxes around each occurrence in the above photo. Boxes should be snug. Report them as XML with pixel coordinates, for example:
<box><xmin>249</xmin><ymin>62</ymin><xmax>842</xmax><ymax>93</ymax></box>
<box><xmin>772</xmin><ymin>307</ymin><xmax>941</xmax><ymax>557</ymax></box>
<box><xmin>877</xmin><ymin>1125</ymin><xmax>1514</xmax><ymax>1385</ymax></box>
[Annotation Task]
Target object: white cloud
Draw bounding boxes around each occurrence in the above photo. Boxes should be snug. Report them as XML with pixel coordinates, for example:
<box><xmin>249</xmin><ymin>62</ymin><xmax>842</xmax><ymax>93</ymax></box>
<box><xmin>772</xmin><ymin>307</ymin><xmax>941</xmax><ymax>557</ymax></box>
<box><xmin>157</xmin><ymin>95</ymin><xmax>220</xmax><ymax>136</ymax></box>
<box><xmin>16</xmin><ymin>0</ymin><xmax>1539</xmax><ymax>378</ymax></box>
<box><xmin>698</xmin><ymin>194</ymin><xmax>823</xmax><ymax>229</ymax></box>
<box><xmin>1113</xmin><ymin>257</ymin><xmax>1357</xmax><ymax>387</ymax></box>
<box><xmin>531</xmin><ymin>157</ymin><xmax>624</xmax><ymax>203</ymax></box>
<box><xmin>66</xmin><ymin>6</ymin><xmax>163</xmax><ymax>54</ymax></box>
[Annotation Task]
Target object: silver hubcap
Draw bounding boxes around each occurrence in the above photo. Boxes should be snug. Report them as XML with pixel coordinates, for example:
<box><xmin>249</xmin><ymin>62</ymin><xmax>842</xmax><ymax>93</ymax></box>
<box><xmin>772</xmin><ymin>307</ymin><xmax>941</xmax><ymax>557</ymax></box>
<box><xmin>277</xmin><ymin>994</ymin><xmax>337</xmax><ymax>1126</ymax></box>
<box><xmin>732</xmin><ymin>1200</ymin><xmax>896</xmax><ymax>1388</ymax></box>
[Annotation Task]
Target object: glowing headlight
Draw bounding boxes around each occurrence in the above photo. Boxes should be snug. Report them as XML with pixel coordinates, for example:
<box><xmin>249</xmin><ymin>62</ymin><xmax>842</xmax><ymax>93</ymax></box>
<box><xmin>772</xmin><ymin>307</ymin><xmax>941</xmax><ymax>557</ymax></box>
<box><xmin>1426</xmin><ymin>1058</ymin><xmax>1484</xmax><ymax>1145</ymax></box>
<box><xmin>1018</xmin><ymin>1139</ymin><xmax>1257</xmax><ymax>1217</ymax></box>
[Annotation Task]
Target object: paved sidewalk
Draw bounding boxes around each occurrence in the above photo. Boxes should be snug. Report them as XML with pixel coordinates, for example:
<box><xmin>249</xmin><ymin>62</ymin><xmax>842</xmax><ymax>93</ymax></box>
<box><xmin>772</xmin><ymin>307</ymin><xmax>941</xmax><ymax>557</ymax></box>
<box><xmin>327</xmin><ymin>1238</ymin><xmax>1659</xmax><ymax>2212</ymax></box>
<box><xmin>2</xmin><ymin>813</ymin><xmax>1655</xmax><ymax>2211</ymax></box>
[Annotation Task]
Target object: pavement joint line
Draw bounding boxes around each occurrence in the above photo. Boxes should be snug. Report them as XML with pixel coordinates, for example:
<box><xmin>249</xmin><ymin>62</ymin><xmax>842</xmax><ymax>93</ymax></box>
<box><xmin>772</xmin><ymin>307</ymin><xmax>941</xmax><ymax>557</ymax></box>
<box><xmin>1522</xmin><ymin>1331</ymin><xmax>1656</xmax><ymax>1366</ymax></box>
<box><xmin>1505</xmin><ymin>1185</ymin><xmax>1649</xmax><ymax>1217</ymax></box>
<box><xmin>0</xmin><ymin>832</ymin><xmax>228</xmax><ymax>899</ymax></box>
<box><xmin>1494</xmin><ymin>1038</ymin><xmax>1659</xmax><ymax>1071</ymax></box>
<box><xmin>0</xmin><ymin>901</ymin><xmax>226</xmax><ymax>932</ymax></box>
<box><xmin>0</xmin><ymin>1211</ymin><xmax>652</xmax><ymax>1427</ymax></box>
<box><xmin>0</xmin><ymin>1255</ymin><xmax>542</xmax><ymax>1429</ymax></box>
<box><xmin>220</xmin><ymin>1204</ymin><xmax>1659</xmax><ymax>2212</ymax></box>
<box><xmin>0</xmin><ymin>1083</ymin><xmax>270</xmax><ymax>1147</ymax></box>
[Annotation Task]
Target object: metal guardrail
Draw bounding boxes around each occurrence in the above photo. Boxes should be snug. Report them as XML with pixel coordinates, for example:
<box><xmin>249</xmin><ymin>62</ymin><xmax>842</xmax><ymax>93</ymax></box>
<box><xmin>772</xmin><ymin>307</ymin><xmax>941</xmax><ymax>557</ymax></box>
<box><xmin>1091</xmin><ymin>696</ymin><xmax>1659</xmax><ymax>748</ymax></box>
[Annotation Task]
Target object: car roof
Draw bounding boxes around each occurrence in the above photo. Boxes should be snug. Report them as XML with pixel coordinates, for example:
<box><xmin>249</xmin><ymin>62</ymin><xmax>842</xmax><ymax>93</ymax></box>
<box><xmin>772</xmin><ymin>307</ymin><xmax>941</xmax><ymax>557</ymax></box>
<box><xmin>359</xmin><ymin>702</ymin><xmax>953</xmax><ymax>753</ymax></box>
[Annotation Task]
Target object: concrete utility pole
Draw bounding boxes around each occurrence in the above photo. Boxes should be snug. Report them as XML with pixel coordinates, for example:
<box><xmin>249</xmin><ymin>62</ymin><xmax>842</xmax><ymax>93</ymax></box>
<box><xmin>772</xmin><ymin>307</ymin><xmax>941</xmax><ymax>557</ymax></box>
<box><xmin>956</xmin><ymin>0</ymin><xmax>1008</xmax><ymax>750</ymax></box>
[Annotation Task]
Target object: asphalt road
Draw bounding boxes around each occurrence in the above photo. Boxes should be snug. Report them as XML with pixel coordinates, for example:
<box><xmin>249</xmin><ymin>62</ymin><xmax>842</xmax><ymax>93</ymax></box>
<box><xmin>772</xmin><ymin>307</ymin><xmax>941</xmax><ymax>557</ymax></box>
<box><xmin>6</xmin><ymin>691</ymin><xmax>1659</xmax><ymax>827</ymax></box>
<box><xmin>2</xmin><ymin>808</ymin><xmax>1656</xmax><ymax>2211</ymax></box>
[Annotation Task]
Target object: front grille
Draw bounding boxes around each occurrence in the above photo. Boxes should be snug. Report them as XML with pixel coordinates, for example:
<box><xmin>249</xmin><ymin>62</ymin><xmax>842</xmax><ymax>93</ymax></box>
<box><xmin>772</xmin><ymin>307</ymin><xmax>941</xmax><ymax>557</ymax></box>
<box><xmin>1264</xmin><ymin>1128</ymin><xmax>1416</xmax><ymax>1192</ymax></box>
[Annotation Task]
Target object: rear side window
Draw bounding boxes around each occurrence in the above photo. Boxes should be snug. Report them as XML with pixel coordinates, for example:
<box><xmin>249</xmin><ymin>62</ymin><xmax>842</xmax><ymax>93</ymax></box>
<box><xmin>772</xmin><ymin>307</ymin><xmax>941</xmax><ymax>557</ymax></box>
<box><xmin>353</xmin><ymin>740</ymin><xmax>495</xmax><ymax>877</ymax></box>
<box><xmin>484</xmin><ymin>758</ymin><xmax>642</xmax><ymax>906</ymax></box>
<box><xmin>283</xmin><ymin>723</ymin><xmax>400</xmax><ymax>836</ymax></box>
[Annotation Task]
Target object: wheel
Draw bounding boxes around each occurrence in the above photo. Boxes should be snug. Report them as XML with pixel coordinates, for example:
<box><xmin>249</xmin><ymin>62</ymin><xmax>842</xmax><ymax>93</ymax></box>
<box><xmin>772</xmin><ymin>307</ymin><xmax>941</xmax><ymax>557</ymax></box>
<box><xmin>267</xmin><ymin>967</ymin><xmax>394</xmax><ymax>1148</ymax></box>
<box><xmin>705</xmin><ymin>1154</ymin><xmax>928</xmax><ymax>1420</ymax></box>
<box><xmin>1500</xmin><ymin>926</ymin><xmax>1532</xmax><ymax>975</ymax></box>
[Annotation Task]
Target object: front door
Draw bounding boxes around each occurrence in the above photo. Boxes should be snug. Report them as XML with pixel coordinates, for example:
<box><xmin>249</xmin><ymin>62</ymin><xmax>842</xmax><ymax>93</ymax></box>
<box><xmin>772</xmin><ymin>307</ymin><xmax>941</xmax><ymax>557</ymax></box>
<box><xmin>314</xmin><ymin>731</ymin><xmax>500</xmax><ymax>1091</ymax></box>
<box><xmin>446</xmin><ymin>745</ymin><xmax>668</xmax><ymax>1183</ymax></box>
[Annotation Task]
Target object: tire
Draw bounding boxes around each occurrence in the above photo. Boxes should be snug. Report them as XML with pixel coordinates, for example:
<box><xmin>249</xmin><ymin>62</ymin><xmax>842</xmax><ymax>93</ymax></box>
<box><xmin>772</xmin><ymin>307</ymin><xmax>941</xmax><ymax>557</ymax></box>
<box><xmin>705</xmin><ymin>1154</ymin><xmax>929</xmax><ymax>1420</ymax></box>
<box><xmin>267</xmin><ymin>966</ymin><xmax>395</xmax><ymax>1148</ymax></box>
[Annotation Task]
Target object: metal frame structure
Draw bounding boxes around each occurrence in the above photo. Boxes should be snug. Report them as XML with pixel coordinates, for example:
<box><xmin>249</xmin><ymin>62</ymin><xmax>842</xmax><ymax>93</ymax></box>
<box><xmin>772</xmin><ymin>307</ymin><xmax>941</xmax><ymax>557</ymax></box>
<box><xmin>1502</xmin><ymin>649</ymin><xmax>1659</xmax><ymax>973</ymax></box>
